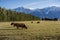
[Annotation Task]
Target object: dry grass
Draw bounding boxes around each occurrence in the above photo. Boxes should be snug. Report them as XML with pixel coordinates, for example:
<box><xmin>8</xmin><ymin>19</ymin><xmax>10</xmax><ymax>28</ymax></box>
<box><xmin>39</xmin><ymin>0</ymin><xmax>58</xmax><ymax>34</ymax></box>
<box><xmin>0</xmin><ymin>21</ymin><xmax>60</xmax><ymax>40</ymax></box>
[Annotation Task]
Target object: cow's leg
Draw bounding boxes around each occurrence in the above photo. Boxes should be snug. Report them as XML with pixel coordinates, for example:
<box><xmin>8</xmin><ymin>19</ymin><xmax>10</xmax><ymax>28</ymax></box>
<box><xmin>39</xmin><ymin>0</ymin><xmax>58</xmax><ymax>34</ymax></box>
<box><xmin>22</xmin><ymin>27</ymin><xmax>23</xmax><ymax>29</ymax></box>
<box><xmin>17</xmin><ymin>27</ymin><xmax>19</xmax><ymax>29</ymax></box>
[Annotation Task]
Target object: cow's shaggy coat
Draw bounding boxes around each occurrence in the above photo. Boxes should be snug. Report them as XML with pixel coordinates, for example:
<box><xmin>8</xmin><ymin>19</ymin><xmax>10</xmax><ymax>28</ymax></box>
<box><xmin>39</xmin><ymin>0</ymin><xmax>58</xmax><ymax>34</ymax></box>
<box><xmin>11</xmin><ymin>23</ymin><xmax>27</xmax><ymax>29</ymax></box>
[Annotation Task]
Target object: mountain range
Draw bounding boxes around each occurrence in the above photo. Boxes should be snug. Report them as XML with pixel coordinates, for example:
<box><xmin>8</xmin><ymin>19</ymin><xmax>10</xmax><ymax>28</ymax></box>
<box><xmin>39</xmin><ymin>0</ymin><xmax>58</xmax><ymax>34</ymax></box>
<box><xmin>13</xmin><ymin>6</ymin><xmax>60</xmax><ymax>19</ymax></box>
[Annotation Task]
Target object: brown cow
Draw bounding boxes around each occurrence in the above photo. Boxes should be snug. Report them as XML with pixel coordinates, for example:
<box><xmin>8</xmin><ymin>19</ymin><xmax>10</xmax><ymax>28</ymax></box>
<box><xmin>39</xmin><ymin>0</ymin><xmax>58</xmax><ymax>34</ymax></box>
<box><xmin>37</xmin><ymin>21</ymin><xmax>40</xmax><ymax>23</ymax></box>
<box><xmin>11</xmin><ymin>23</ymin><xmax>27</xmax><ymax>29</ymax></box>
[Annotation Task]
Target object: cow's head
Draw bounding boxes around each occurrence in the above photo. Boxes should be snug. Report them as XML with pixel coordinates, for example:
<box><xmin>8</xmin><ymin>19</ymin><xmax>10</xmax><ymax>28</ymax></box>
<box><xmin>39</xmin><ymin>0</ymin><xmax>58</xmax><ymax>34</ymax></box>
<box><xmin>25</xmin><ymin>26</ymin><xmax>27</xmax><ymax>29</ymax></box>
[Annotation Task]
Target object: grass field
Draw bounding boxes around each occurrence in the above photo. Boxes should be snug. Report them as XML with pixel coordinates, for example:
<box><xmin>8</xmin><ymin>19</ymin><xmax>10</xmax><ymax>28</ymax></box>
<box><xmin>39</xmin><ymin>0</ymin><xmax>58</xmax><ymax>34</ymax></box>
<box><xmin>0</xmin><ymin>21</ymin><xmax>60</xmax><ymax>40</ymax></box>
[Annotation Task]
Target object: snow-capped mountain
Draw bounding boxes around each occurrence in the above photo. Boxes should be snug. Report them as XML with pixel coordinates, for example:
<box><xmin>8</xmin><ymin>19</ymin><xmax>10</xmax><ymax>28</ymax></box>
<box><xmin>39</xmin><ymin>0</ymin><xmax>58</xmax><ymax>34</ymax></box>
<box><xmin>13</xmin><ymin>6</ymin><xmax>60</xmax><ymax>19</ymax></box>
<box><xmin>14</xmin><ymin>7</ymin><xmax>32</xmax><ymax>14</ymax></box>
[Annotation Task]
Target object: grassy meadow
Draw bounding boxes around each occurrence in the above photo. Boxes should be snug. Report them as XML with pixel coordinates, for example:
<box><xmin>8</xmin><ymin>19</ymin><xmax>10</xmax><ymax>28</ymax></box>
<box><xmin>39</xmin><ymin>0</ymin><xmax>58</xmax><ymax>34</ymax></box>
<box><xmin>0</xmin><ymin>21</ymin><xmax>60</xmax><ymax>40</ymax></box>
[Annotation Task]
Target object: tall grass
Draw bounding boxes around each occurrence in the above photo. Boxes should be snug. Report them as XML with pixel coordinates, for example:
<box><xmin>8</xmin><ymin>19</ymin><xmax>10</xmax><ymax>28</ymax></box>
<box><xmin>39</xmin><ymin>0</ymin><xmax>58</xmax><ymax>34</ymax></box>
<box><xmin>0</xmin><ymin>21</ymin><xmax>60</xmax><ymax>40</ymax></box>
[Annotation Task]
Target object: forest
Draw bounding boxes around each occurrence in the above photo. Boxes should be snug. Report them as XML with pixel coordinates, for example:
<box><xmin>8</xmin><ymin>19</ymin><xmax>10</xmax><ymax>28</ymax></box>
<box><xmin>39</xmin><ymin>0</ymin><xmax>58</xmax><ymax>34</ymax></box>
<box><xmin>0</xmin><ymin>7</ymin><xmax>40</xmax><ymax>21</ymax></box>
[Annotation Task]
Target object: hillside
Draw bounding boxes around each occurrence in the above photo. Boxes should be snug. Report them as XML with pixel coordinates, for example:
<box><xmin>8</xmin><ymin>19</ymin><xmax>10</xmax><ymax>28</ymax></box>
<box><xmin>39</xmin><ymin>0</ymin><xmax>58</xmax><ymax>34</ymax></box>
<box><xmin>0</xmin><ymin>7</ymin><xmax>40</xmax><ymax>21</ymax></box>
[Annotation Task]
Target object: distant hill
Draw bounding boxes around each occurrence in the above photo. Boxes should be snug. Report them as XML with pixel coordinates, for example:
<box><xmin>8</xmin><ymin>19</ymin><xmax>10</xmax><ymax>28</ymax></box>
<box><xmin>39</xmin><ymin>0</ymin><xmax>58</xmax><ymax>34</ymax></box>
<box><xmin>13</xmin><ymin>6</ymin><xmax>60</xmax><ymax>19</ymax></box>
<box><xmin>0</xmin><ymin>7</ymin><xmax>40</xmax><ymax>21</ymax></box>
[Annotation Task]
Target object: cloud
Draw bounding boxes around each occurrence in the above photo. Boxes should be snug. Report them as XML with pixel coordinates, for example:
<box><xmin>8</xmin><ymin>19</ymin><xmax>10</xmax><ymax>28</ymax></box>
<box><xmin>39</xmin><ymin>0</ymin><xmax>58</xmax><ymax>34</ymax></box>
<box><xmin>23</xmin><ymin>0</ymin><xmax>60</xmax><ymax>9</ymax></box>
<box><xmin>24</xmin><ymin>2</ymin><xmax>40</xmax><ymax>7</ymax></box>
<box><xmin>23</xmin><ymin>0</ymin><xmax>48</xmax><ymax>7</ymax></box>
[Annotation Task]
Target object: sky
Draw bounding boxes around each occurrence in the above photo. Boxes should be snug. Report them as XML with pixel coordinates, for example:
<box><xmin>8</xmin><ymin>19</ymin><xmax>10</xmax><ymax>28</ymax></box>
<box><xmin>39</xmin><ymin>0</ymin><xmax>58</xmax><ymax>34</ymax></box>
<box><xmin>0</xmin><ymin>0</ymin><xmax>60</xmax><ymax>9</ymax></box>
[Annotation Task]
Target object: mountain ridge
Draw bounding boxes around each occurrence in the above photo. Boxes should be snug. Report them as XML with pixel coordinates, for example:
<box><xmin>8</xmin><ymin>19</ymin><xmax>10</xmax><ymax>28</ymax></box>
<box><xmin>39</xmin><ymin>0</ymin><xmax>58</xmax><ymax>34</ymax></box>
<box><xmin>13</xmin><ymin>6</ymin><xmax>60</xmax><ymax>19</ymax></box>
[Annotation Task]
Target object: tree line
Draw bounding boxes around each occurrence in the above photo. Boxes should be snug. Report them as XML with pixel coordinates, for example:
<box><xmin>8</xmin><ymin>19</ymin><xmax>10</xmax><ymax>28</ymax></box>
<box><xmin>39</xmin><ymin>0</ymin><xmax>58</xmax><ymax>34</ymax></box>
<box><xmin>0</xmin><ymin>7</ymin><xmax>40</xmax><ymax>21</ymax></box>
